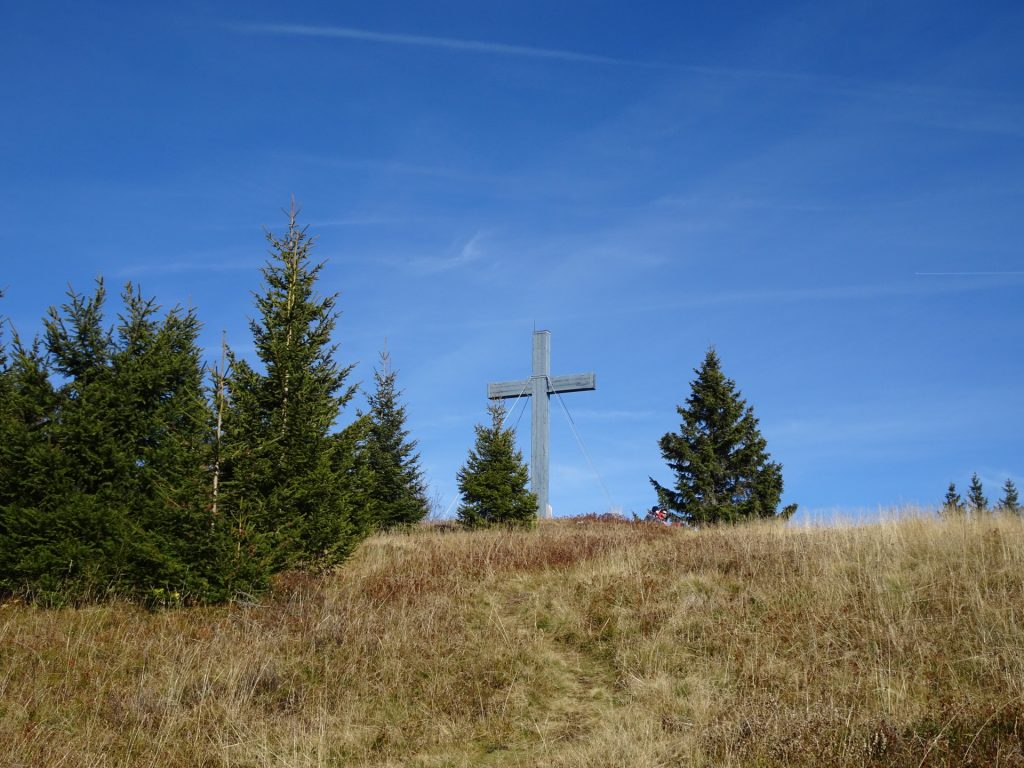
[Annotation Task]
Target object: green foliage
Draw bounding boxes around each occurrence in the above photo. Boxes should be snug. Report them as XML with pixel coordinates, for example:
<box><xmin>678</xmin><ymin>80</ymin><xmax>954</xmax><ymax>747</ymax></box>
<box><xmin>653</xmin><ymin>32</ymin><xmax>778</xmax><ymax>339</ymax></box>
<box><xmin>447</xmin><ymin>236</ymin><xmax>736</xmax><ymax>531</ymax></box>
<box><xmin>967</xmin><ymin>473</ymin><xmax>988</xmax><ymax>514</ymax></box>
<box><xmin>0</xmin><ymin>335</ymin><xmax>58</xmax><ymax>511</ymax></box>
<box><xmin>942</xmin><ymin>482</ymin><xmax>964</xmax><ymax>516</ymax></box>
<box><xmin>1</xmin><ymin>205</ymin><xmax>421</xmax><ymax>601</ymax></box>
<box><xmin>0</xmin><ymin>281</ymin><xmax>238</xmax><ymax>602</ymax></box>
<box><xmin>360</xmin><ymin>350</ymin><xmax>429</xmax><ymax>530</ymax></box>
<box><xmin>222</xmin><ymin>205</ymin><xmax>363</xmax><ymax>570</ymax></box>
<box><xmin>651</xmin><ymin>348</ymin><xmax>791</xmax><ymax>526</ymax></box>
<box><xmin>998</xmin><ymin>479</ymin><xmax>1019</xmax><ymax>514</ymax></box>
<box><xmin>457</xmin><ymin>402</ymin><xmax>537</xmax><ymax>528</ymax></box>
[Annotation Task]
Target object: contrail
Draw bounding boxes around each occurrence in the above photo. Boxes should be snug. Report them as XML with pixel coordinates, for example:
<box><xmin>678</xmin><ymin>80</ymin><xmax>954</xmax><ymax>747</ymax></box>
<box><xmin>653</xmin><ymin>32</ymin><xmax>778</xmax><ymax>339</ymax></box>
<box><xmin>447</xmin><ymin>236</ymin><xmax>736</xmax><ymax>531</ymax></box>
<box><xmin>232</xmin><ymin>21</ymin><xmax>1018</xmax><ymax>107</ymax></box>
<box><xmin>914</xmin><ymin>271</ymin><xmax>1024</xmax><ymax>276</ymax></box>
<box><xmin>235</xmin><ymin>23</ymin><xmax>632</xmax><ymax>66</ymax></box>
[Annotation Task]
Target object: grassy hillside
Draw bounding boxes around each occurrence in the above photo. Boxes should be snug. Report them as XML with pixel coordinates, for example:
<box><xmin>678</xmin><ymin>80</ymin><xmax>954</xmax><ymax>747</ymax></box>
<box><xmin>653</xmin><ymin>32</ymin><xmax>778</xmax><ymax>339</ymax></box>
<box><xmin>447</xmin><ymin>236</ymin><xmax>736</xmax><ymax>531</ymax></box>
<box><xmin>2</xmin><ymin>513</ymin><xmax>1023</xmax><ymax>767</ymax></box>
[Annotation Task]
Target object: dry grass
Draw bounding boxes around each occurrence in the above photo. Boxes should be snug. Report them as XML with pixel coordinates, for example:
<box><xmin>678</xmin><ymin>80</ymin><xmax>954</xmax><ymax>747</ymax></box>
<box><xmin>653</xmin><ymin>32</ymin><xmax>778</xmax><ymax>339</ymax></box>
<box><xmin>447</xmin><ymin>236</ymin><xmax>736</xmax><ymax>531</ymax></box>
<box><xmin>2</xmin><ymin>511</ymin><xmax>1024</xmax><ymax>766</ymax></box>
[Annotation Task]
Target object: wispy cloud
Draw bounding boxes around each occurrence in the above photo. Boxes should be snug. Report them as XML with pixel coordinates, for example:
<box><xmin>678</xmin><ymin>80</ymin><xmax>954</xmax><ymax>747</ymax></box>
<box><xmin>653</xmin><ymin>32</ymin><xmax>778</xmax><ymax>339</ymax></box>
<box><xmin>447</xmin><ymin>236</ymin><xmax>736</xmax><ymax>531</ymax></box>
<box><xmin>412</xmin><ymin>231</ymin><xmax>486</xmax><ymax>274</ymax></box>
<box><xmin>233</xmin><ymin>22</ymin><xmax>1023</xmax><ymax>120</ymax></box>
<box><xmin>769</xmin><ymin>416</ymin><xmax>950</xmax><ymax>447</ymax></box>
<box><xmin>655</xmin><ymin>195</ymin><xmax>865</xmax><ymax>214</ymax></box>
<box><xmin>551</xmin><ymin>276</ymin><xmax>1024</xmax><ymax>326</ymax></box>
<box><xmin>285</xmin><ymin>153</ymin><xmax>495</xmax><ymax>183</ymax></box>
<box><xmin>311</xmin><ymin>215</ymin><xmax>447</xmax><ymax>229</ymax></box>
<box><xmin>235</xmin><ymin>23</ymin><xmax>632</xmax><ymax>66</ymax></box>
<box><xmin>914</xmin><ymin>271</ymin><xmax>1024</xmax><ymax>276</ymax></box>
<box><xmin>115</xmin><ymin>259</ymin><xmax>255</xmax><ymax>278</ymax></box>
<box><xmin>693</xmin><ymin>277</ymin><xmax>1024</xmax><ymax>305</ymax></box>
<box><xmin>231</xmin><ymin>22</ymin><xmax>896</xmax><ymax>88</ymax></box>
<box><xmin>568</xmin><ymin>408</ymin><xmax>658</xmax><ymax>422</ymax></box>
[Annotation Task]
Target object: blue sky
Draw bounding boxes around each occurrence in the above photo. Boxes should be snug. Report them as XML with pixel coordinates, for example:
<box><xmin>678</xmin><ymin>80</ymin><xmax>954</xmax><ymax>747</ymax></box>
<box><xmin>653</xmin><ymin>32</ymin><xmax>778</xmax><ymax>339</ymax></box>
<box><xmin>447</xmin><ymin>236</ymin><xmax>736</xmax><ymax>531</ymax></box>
<box><xmin>3</xmin><ymin>1</ymin><xmax>1023</xmax><ymax>520</ymax></box>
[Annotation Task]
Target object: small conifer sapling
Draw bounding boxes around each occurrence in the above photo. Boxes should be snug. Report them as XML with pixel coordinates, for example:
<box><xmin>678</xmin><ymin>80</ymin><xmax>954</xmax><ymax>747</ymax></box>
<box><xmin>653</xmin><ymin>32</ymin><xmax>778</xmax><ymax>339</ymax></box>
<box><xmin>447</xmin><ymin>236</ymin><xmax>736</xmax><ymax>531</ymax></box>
<box><xmin>456</xmin><ymin>402</ymin><xmax>536</xmax><ymax>528</ymax></box>
<box><xmin>998</xmin><ymin>479</ymin><xmax>1020</xmax><ymax>514</ymax></box>
<box><xmin>942</xmin><ymin>482</ymin><xmax>964</xmax><ymax>516</ymax></box>
<box><xmin>967</xmin><ymin>473</ymin><xmax>988</xmax><ymax>514</ymax></box>
<box><xmin>361</xmin><ymin>349</ymin><xmax>429</xmax><ymax>530</ymax></box>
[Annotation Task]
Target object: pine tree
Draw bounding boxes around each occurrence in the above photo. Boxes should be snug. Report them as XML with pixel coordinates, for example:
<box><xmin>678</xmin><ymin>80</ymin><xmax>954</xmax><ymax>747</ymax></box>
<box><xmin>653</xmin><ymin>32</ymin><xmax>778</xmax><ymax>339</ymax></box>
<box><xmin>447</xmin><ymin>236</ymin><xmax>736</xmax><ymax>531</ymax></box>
<box><xmin>651</xmin><ymin>348</ymin><xmax>792</xmax><ymax>526</ymax></box>
<box><xmin>941</xmin><ymin>482</ymin><xmax>964</xmax><ymax>516</ymax></box>
<box><xmin>997</xmin><ymin>479</ymin><xmax>1020</xmax><ymax>514</ymax></box>
<box><xmin>967</xmin><ymin>473</ymin><xmax>988</xmax><ymax>514</ymax></box>
<box><xmin>223</xmin><ymin>204</ymin><xmax>362</xmax><ymax>570</ymax></box>
<box><xmin>361</xmin><ymin>349</ymin><xmax>429</xmax><ymax>530</ymax></box>
<box><xmin>456</xmin><ymin>402</ymin><xmax>536</xmax><ymax>528</ymax></box>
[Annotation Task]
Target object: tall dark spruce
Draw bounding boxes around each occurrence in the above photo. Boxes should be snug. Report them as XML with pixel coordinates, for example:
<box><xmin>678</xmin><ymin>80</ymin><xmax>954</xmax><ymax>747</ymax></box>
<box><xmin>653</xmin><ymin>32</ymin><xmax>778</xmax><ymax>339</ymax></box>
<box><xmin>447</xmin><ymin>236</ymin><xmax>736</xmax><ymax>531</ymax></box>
<box><xmin>107</xmin><ymin>286</ymin><xmax>233</xmax><ymax>598</ymax></box>
<box><xmin>361</xmin><ymin>350</ymin><xmax>430</xmax><ymax>530</ymax></box>
<box><xmin>0</xmin><ymin>319</ymin><xmax>63</xmax><ymax>596</ymax></box>
<box><xmin>223</xmin><ymin>206</ymin><xmax>363</xmax><ymax>570</ymax></box>
<box><xmin>651</xmin><ymin>348</ymin><xmax>794</xmax><ymax>526</ymax></box>
<box><xmin>0</xmin><ymin>281</ymin><xmax>224</xmax><ymax>601</ymax></box>
<box><xmin>456</xmin><ymin>402</ymin><xmax>537</xmax><ymax>528</ymax></box>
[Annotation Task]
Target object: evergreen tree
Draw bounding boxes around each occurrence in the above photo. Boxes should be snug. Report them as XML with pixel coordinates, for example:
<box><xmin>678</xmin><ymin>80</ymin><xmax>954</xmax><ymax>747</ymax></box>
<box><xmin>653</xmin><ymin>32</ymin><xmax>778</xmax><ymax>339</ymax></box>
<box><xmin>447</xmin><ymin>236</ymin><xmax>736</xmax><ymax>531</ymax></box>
<box><xmin>0</xmin><ymin>296</ymin><xmax>33</xmax><ymax>513</ymax></box>
<box><xmin>0</xmin><ymin>281</ymin><xmax>235</xmax><ymax>602</ymax></box>
<box><xmin>21</xmin><ymin>279</ymin><xmax>136</xmax><ymax>598</ymax></box>
<box><xmin>0</xmin><ymin>287</ymin><xmax>6</xmax><ymax>383</ymax></box>
<box><xmin>0</xmin><ymin>335</ymin><xmax>58</xmax><ymax>512</ymax></box>
<box><xmin>967</xmin><ymin>473</ymin><xmax>988</xmax><ymax>513</ymax></box>
<box><xmin>107</xmin><ymin>285</ymin><xmax>237</xmax><ymax>598</ymax></box>
<box><xmin>650</xmin><ymin>348</ymin><xmax>793</xmax><ymax>526</ymax></box>
<box><xmin>997</xmin><ymin>479</ymin><xmax>1020</xmax><ymax>514</ymax></box>
<box><xmin>941</xmin><ymin>482</ymin><xmax>964</xmax><ymax>516</ymax></box>
<box><xmin>223</xmin><ymin>204</ymin><xmax>362</xmax><ymax>570</ymax></box>
<box><xmin>456</xmin><ymin>402</ymin><xmax>536</xmax><ymax>528</ymax></box>
<box><xmin>360</xmin><ymin>349</ymin><xmax>429</xmax><ymax>530</ymax></box>
<box><xmin>0</xmin><ymin>291</ymin><xmax>11</xmax><ymax>497</ymax></box>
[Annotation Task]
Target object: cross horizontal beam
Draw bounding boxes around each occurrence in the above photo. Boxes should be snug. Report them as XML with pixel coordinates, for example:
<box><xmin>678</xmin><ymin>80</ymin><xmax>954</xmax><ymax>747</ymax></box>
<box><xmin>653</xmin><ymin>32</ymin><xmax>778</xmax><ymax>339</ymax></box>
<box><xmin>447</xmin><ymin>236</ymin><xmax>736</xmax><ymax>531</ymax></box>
<box><xmin>488</xmin><ymin>372</ymin><xmax>596</xmax><ymax>400</ymax></box>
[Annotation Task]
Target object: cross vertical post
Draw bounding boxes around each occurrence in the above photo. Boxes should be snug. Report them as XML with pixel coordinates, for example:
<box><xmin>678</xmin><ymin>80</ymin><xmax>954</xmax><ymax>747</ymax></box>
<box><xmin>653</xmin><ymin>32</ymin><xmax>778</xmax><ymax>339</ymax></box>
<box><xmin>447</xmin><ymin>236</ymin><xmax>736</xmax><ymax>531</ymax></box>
<box><xmin>531</xmin><ymin>331</ymin><xmax>551</xmax><ymax>520</ymax></box>
<box><xmin>488</xmin><ymin>330</ymin><xmax>596</xmax><ymax>519</ymax></box>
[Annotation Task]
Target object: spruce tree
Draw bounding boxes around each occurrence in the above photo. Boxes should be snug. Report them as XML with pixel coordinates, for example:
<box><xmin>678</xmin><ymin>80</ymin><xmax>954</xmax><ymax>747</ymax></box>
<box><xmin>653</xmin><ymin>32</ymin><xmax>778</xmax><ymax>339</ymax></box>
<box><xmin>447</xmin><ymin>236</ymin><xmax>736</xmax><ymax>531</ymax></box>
<box><xmin>1</xmin><ymin>281</ymin><xmax>235</xmax><ymax>602</ymax></box>
<box><xmin>32</xmin><ymin>280</ymin><xmax>136</xmax><ymax>597</ymax></box>
<box><xmin>361</xmin><ymin>350</ymin><xmax>429</xmax><ymax>530</ymax></box>
<box><xmin>0</xmin><ymin>336</ymin><xmax>58</xmax><ymax>513</ymax></box>
<box><xmin>0</xmin><ymin>293</ymin><xmax>18</xmax><ymax>513</ymax></box>
<box><xmin>0</xmin><ymin>287</ymin><xmax>6</xmax><ymax>386</ymax></box>
<box><xmin>0</xmin><ymin>292</ymin><xmax>11</xmax><ymax>498</ymax></box>
<box><xmin>997</xmin><ymin>479</ymin><xmax>1020</xmax><ymax>514</ymax></box>
<box><xmin>651</xmin><ymin>348</ymin><xmax>792</xmax><ymax>526</ymax></box>
<box><xmin>941</xmin><ymin>482</ymin><xmax>964</xmax><ymax>516</ymax></box>
<box><xmin>1</xmin><ymin>280</ymin><xmax>149</xmax><ymax>599</ymax></box>
<box><xmin>223</xmin><ymin>204</ymin><xmax>362</xmax><ymax>570</ymax></box>
<box><xmin>456</xmin><ymin>402</ymin><xmax>536</xmax><ymax>528</ymax></box>
<box><xmin>108</xmin><ymin>285</ymin><xmax>237</xmax><ymax>599</ymax></box>
<box><xmin>967</xmin><ymin>473</ymin><xmax>988</xmax><ymax>514</ymax></box>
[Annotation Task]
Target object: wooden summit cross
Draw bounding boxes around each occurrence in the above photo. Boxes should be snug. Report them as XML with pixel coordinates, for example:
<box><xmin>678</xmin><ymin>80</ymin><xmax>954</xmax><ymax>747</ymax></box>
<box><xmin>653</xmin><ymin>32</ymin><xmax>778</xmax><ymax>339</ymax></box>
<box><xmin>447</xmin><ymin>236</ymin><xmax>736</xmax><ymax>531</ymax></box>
<box><xmin>487</xmin><ymin>331</ymin><xmax>596</xmax><ymax>520</ymax></box>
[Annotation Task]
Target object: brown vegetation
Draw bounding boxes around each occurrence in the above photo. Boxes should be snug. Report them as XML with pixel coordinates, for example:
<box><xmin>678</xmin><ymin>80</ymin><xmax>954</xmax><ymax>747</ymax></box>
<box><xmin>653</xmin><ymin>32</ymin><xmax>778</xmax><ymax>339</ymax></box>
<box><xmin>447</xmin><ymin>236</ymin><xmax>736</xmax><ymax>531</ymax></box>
<box><xmin>2</xmin><ymin>512</ymin><xmax>1023</xmax><ymax>766</ymax></box>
